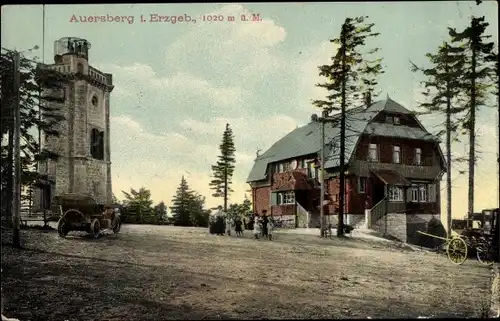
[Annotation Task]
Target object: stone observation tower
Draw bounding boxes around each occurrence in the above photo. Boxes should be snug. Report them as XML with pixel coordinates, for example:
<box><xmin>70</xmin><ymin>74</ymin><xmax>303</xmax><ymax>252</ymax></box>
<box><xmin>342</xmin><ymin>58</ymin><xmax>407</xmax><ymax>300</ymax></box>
<box><xmin>34</xmin><ymin>37</ymin><xmax>114</xmax><ymax>210</ymax></box>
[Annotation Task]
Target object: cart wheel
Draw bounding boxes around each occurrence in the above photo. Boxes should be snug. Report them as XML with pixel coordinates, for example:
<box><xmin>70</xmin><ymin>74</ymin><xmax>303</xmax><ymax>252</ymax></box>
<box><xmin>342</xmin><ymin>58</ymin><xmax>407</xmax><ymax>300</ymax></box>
<box><xmin>57</xmin><ymin>219</ymin><xmax>69</xmax><ymax>238</ymax></box>
<box><xmin>447</xmin><ymin>236</ymin><xmax>468</xmax><ymax>265</ymax></box>
<box><xmin>90</xmin><ymin>219</ymin><xmax>100</xmax><ymax>239</ymax></box>
<box><xmin>111</xmin><ymin>216</ymin><xmax>121</xmax><ymax>234</ymax></box>
<box><xmin>476</xmin><ymin>247</ymin><xmax>494</xmax><ymax>266</ymax></box>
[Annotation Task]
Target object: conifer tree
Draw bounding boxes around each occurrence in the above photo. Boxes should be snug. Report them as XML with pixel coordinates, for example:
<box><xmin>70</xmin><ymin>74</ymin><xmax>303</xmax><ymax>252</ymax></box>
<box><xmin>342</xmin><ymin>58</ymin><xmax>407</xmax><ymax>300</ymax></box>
<box><xmin>410</xmin><ymin>41</ymin><xmax>468</xmax><ymax>236</ymax></box>
<box><xmin>448</xmin><ymin>16</ymin><xmax>497</xmax><ymax>218</ymax></box>
<box><xmin>209</xmin><ymin>123</ymin><xmax>236</xmax><ymax>211</ymax></box>
<box><xmin>171</xmin><ymin>176</ymin><xmax>194</xmax><ymax>226</ymax></box>
<box><xmin>1</xmin><ymin>47</ymin><xmax>65</xmax><ymax>224</ymax></box>
<box><xmin>122</xmin><ymin>187</ymin><xmax>154</xmax><ymax>224</ymax></box>
<box><xmin>312</xmin><ymin>16</ymin><xmax>383</xmax><ymax>237</ymax></box>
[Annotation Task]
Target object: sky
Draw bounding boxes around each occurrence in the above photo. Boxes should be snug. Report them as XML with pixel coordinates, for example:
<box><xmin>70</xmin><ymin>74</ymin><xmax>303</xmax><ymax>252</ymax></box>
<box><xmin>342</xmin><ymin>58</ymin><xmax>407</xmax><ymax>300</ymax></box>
<box><xmin>1</xmin><ymin>2</ymin><xmax>499</xmax><ymax>219</ymax></box>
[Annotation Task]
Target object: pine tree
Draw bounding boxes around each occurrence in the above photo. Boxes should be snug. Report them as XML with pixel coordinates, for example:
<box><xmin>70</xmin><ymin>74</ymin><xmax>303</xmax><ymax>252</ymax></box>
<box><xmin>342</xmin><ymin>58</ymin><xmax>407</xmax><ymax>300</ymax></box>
<box><xmin>154</xmin><ymin>201</ymin><xmax>168</xmax><ymax>225</ymax></box>
<box><xmin>448</xmin><ymin>16</ymin><xmax>497</xmax><ymax>218</ymax></box>
<box><xmin>312</xmin><ymin>16</ymin><xmax>383</xmax><ymax>237</ymax></box>
<box><xmin>122</xmin><ymin>187</ymin><xmax>154</xmax><ymax>224</ymax></box>
<box><xmin>410</xmin><ymin>41</ymin><xmax>468</xmax><ymax>236</ymax></box>
<box><xmin>241</xmin><ymin>194</ymin><xmax>252</xmax><ymax>215</ymax></box>
<box><xmin>209</xmin><ymin>123</ymin><xmax>236</xmax><ymax>211</ymax></box>
<box><xmin>171</xmin><ymin>176</ymin><xmax>194</xmax><ymax>226</ymax></box>
<box><xmin>188</xmin><ymin>193</ymin><xmax>210</xmax><ymax>227</ymax></box>
<box><xmin>1</xmin><ymin>47</ymin><xmax>64</xmax><ymax>225</ymax></box>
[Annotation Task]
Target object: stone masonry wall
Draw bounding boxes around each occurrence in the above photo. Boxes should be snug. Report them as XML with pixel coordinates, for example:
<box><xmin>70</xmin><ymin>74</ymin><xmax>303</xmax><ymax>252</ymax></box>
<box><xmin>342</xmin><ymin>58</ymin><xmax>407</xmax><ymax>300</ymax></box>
<box><xmin>34</xmin><ymin>56</ymin><xmax>113</xmax><ymax>210</ymax></box>
<box><xmin>372</xmin><ymin>213</ymin><xmax>407</xmax><ymax>242</ymax></box>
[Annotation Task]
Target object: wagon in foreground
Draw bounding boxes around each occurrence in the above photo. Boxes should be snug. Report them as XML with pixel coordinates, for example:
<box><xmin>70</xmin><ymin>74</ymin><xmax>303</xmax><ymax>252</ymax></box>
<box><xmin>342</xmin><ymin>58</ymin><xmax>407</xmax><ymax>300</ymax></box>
<box><xmin>55</xmin><ymin>193</ymin><xmax>121</xmax><ymax>239</ymax></box>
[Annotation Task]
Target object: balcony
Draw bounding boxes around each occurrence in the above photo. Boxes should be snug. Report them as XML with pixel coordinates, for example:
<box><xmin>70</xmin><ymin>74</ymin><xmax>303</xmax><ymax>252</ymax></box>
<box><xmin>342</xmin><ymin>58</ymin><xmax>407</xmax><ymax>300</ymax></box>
<box><xmin>271</xmin><ymin>170</ymin><xmax>316</xmax><ymax>191</ymax></box>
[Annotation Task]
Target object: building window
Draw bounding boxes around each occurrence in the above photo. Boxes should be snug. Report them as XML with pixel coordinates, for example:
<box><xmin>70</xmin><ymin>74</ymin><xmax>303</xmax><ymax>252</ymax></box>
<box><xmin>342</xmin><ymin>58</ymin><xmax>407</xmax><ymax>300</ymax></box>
<box><xmin>427</xmin><ymin>184</ymin><xmax>436</xmax><ymax>202</ymax></box>
<box><xmin>90</xmin><ymin>128</ymin><xmax>104</xmax><ymax>160</ymax></box>
<box><xmin>307</xmin><ymin>162</ymin><xmax>316</xmax><ymax>179</ymax></box>
<box><xmin>282</xmin><ymin>162</ymin><xmax>290</xmax><ymax>172</ymax></box>
<box><xmin>91</xmin><ymin>95</ymin><xmax>98</xmax><ymax>107</ymax></box>
<box><xmin>277</xmin><ymin>191</ymin><xmax>295</xmax><ymax>205</ymax></box>
<box><xmin>414</xmin><ymin>148</ymin><xmax>422</xmax><ymax>165</ymax></box>
<box><xmin>393</xmin><ymin>116</ymin><xmax>400</xmax><ymax>125</ymax></box>
<box><xmin>410</xmin><ymin>183</ymin><xmax>436</xmax><ymax>203</ymax></box>
<box><xmin>299</xmin><ymin>159</ymin><xmax>306</xmax><ymax>169</ymax></box>
<box><xmin>368</xmin><ymin>143</ymin><xmax>378</xmax><ymax>162</ymax></box>
<box><xmin>393</xmin><ymin>145</ymin><xmax>401</xmax><ymax>164</ymax></box>
<box><xmin>357</xmin><ymin>177</ymin><xmax>367</xmax><ymax>193</ymax></box>
<box><xmin>419</xmin><ymin>185</ymin><xmax>427</xmax><ymax>202</ymax></box>
<box><xmin>388</xmin><ymin>186</ymin><xmax>404</xmax><ymax>202</ymax></box>
<box><xmin>77</xmin><ymin>63</ymin><xmax>84</xmax><ymax>74</ymax></box>
<box><xmin>385</xmin><ymin>116</ymin><xmax>393</xmax><ymax>124</ymax></box>
<box><xmin>411</xmin><ymin>184</ymin><xmax>419</xmax><ymax>202</ymax></box>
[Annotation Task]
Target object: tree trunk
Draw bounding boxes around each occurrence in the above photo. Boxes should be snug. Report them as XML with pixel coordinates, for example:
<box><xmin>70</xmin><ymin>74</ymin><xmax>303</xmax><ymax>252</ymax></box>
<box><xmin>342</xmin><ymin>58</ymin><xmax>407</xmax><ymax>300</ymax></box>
<box><xmin>446</xmin><ymin>99</ymin><xmax>452</xmax><ymax>236</ymax></box>
<box><xmin>445</xmin><ymin>52</ymin><xmax>453</xmax><ymax>237</ymax></box>
<box><xmin>224</xmin><ymin>167</ymin><xmax>228</xmax><ymax>212</ymax></box>
<box><xmin>467</xmin><ymin>43</ymin><xmax>477</xmax><ymax>223</ymax></box>
<box><xmin>338</xmin><ymin>28</ymin><xmax>347</xmax><ymax>238</ymax></box>
<box><xmin>4</xmin><ymin>128</ymin><xmax>14</xmax><ymax>228</ymax></box>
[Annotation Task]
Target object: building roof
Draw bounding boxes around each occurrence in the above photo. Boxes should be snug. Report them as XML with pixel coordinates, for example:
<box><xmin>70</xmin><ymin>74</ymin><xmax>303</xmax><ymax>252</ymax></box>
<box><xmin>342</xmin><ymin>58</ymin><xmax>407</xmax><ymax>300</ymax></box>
<box><xmin>246</xmin><ymin>97</ymin><xmax>440</xmax><ymax>183</ymax></box>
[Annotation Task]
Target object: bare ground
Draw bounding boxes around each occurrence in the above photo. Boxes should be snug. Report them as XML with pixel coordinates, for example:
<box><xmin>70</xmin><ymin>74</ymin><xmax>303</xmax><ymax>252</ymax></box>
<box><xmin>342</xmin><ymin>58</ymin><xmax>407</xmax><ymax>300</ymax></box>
<box><xmin>0</xmin><ymin>224</ymin><xmax>494</xmax><ymax>320</ymax></box>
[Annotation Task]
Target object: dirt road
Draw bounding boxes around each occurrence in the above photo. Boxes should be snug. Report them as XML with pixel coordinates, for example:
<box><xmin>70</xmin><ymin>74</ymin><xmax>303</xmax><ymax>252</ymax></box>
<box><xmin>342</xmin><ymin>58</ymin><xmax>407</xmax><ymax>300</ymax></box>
<box><xmin>1</xmin><ymin>225</ymin><xmax>493</xmax><ymax>320</ymax></box>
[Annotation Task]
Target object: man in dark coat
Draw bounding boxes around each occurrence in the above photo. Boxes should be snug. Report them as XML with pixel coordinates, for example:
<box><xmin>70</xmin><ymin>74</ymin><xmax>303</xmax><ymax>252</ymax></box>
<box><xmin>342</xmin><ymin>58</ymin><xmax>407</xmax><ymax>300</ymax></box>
<box><xmin>262</xmin><ymin>210</ymin><xmax>269</xmax><ymax>238</ymax></box>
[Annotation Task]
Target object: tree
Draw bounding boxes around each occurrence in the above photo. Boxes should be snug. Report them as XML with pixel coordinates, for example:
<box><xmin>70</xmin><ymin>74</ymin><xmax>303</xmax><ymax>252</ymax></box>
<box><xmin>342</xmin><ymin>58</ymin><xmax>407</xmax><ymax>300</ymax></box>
<box><xmin>209</xmin><ymin>123</ymin><xmax>236</xmax><ymax>211</ymax></box>
<box><xmin>112</xmin><ymin>193</ymin><xmax>120</xmax><ymax>204</ymax></box>
<box><xmin>122</xmin><ymin>187</ymin><xmax>154</xmax><ymax>224</ymax></box>
<box><xmin>241</xmin><ymin>194</ymin><xmax>252</xmax><ymax>215</ymax></box>
<box><xmin>448</xmin><ymin>16</ymin><xmax>497</xmax><ymax>218</ymax></box>
<box><xmin>188</xmin><ymin>193</ymin><xmax>210</xmax><ymax>227</ymax></box>
<box><xmin>410</xmin><ymin>41</ymin><xmax>468</xmax><ymax>236</ymax></box>
<box><xmin>171</xmin><ymin>176</ymin><xmax>194</xmax><ymax>226</ymax></box>
<box><xmin>1</xmin><ymin>47</ymin><xmax>64</xmax><ymax>226</ymax></box>
<box><xmin>312</xmin><ymin>16</ymin><xmax>383</xmax><ymax>237</ymax></box>
<box><xmin>154</xmin><ymin>201</ymin><xmax>168</xmax><ymax>225</ymax></box>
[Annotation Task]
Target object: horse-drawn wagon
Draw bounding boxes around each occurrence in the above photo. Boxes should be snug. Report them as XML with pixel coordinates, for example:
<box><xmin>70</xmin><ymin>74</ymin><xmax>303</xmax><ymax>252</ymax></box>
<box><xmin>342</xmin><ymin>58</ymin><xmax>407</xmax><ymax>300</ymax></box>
<box><xmin>418</xmin><ymin>208</ymin><xmax>499</xmax><ymax>265</ymax></box>
<box><xmin>55</xmin><ymin>193</ymin><xmax>121</xmax><ymax>239</ymax></box>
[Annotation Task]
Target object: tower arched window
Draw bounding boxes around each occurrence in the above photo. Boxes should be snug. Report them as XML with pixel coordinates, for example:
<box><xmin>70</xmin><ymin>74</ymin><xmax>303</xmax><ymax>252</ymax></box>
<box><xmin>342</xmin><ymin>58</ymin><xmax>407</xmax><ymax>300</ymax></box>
<box><xmin>77</xmin><ymin>63</ymin><xmax>84</xmax><ymax>74</ymax></box>
<box><xmin>90</xmin><ymin>128</ymin><xmax>104</xmax><ymax>160</ymax></box>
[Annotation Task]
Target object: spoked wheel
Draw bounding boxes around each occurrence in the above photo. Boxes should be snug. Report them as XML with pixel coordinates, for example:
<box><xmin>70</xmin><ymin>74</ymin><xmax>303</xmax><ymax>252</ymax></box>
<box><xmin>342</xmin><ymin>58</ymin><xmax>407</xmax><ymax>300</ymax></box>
<box><xmin>111</xmin><ymin>216</ymin><xmax>121</xmax><ymax>234</ymax></box>
<box><xmin>57</xmin><ymin>219</ymin><xmax>69</xmax><ymax>238</ymax></box>
<box><xmin>90</xmin><ymin>218</ymin><xmax>100</xmax><ymax>239</ymax></box>
<box><xmin>446</xmin><ymin>236</ymin><xmax>468</xmax><ymax>265</ymax></box>
<box><xmin>476</xmin><ymin>246</ymin><xmax>494</xmax><ymax>266</ymax></box>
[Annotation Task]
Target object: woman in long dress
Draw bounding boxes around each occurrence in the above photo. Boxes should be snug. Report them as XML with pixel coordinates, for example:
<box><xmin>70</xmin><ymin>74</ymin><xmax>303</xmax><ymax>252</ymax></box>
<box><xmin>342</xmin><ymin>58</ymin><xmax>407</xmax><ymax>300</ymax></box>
<box><xmin>253</xmin><ymin>217</ymin><xmax>261</xmax><ymax>239</ymax></box>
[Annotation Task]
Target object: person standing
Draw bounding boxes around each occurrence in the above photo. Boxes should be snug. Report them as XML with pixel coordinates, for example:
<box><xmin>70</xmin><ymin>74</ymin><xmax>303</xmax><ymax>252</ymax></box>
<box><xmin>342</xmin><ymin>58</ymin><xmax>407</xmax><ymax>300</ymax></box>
<box><xmin>234</xmin><ymin>217</ymin><xmax>243</xmax><ymax>237</ymax></box>
<box><xmin>253</xmin><ymin>216</ymin><xmax>261</xmax><ymax>239</ymax></box>
<box><xmin>225</xmin><ymin>216</ymin><xmax>233</xmax><ymax>236</ymax></box>
<box><xmin>262</xmin><ymin>210</ymin><xmax>269</xmax><ymax>238</ymax></box>
<box><xmin>214</xmin><ymin>205</ymin><xmax>226</xmax><ymax>236</ymax></box>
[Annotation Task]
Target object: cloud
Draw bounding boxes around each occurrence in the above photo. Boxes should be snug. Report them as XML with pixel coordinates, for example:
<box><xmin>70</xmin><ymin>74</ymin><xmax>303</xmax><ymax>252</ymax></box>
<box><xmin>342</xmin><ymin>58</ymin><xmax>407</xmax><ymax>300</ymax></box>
<box><xmin>179</xmin><ymin>114</ymin><xmax>299</xmax><ymax>158</ymax></box>
<box><xmin>164</xmin><ymin>4</ymin><xmax>287</xmax><ymax>87</ymax></box>
<box><xmin>111</xmin><ymin>115</ymin><xmax>257</xmax><ymax>207</ymax></box>
<box><xmin>98</xmin><ymin>63</ymin><xmax>248</xmax><ymax>108</ymax></box>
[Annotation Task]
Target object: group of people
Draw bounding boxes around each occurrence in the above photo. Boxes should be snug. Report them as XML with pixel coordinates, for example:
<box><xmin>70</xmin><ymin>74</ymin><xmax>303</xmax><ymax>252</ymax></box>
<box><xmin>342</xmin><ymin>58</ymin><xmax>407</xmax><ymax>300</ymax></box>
<box><xmin>209</xmin><ymin>207</ymin><xmax>275</xmax><ymax>240</ymax></box>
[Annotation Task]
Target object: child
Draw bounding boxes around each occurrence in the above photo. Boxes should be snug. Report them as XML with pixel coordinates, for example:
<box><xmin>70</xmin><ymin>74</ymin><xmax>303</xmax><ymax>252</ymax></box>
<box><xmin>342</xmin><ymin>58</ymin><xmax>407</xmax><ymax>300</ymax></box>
<box><xmin>225</xmin><ymin>217</ymin><xmax>233</xmax><ymax>236</ymax></box>
<box><xmin>253</xmin><ymin>217</ymin><xmax>260</xmax><ymax>239</ymax></box>
<box><xmin>267</xmin><ymin>220</ymin><xmax>274</xmax><ymax>240</ymax></box>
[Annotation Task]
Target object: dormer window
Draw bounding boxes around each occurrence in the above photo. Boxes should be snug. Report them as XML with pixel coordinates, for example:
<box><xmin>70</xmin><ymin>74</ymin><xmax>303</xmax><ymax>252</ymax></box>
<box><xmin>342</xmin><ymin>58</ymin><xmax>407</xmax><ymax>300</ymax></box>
<box><xmin>385</xmin><ymin>116</ymin><xmax>393</xmax><ymax>124</ymax></box>
<box><xmin>394</xmin><ymin>116</ymin><xmax>400</xmax><ymax>125</ymax></box>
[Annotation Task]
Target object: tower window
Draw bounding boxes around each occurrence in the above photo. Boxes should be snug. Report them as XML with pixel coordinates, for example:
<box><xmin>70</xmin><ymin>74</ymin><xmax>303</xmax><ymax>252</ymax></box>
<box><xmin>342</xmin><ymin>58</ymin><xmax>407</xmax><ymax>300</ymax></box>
<box><xmin>90</xmin><ymin>128</ymin><xmax>104</xmax><ymax>160</ymax></box>
<box><xmin>77</xmin><ymin>63</ymin><xmax>84</xmax><ymax>74</ymax></box>
<box><xmin>91</xmin><ymin>95</ymin><xmax>98</xmax><ymax>106</ymax></box>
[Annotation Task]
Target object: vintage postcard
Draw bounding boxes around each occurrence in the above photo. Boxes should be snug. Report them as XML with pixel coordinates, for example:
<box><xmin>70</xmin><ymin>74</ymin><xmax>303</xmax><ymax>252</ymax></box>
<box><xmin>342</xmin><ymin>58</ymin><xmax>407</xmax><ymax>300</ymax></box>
<box><xmin>1</xmin><ymin>2</ymin><xmax>499</xmax><ymax>320</ymax></box>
